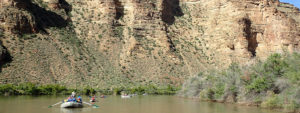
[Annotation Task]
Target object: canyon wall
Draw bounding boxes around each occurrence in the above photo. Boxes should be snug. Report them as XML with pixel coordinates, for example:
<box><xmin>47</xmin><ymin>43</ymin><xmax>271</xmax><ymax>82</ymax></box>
<box><xmin>0</xmin><ymin>0</ymin><xmax>299</xmax><ymax>88</ymax></box>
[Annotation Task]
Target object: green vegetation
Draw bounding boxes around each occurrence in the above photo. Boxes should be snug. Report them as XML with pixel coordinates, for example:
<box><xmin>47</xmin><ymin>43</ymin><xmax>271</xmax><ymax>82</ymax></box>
<box><xmin>113</xmin><ymin>26</ymin><xmax>124</xmax><ymax>39</ymax></box>
<box><xmin>261</xmin><ymin>92</ymin><xmax>281</xmax><ymax>108</ymax></box>
<box><xmin>0</xmin><ymin>31</ymin><xmax>3</xmax><ymax>37</ymax></box>
<box><xmin>100</xmin><ymin>85</ymin><xmax>179</xmax><ymax>95</ymax></box>
<box><xmin>0</xmin><ymin>83</ymin><xmax>70</xmax><ymax>95</ymax></box>
<box><xmin>179</xmin><ymin>53</ymin><xmax>300</xmax><ymax>112</ymax></box>
<box><xmin>0</xmin><ymin>83</ymin><xmax>180</xmax><ymax>96</ymax></box>
<box><xmin>83</xmin><ymin>86</ymin><xmax>96</xmax><ymax>95</ymax></box>
<box><xmin>98</xmin><ymin>34</ymin><xmax>103</xmax><ymax>39</ymax></box>
<box><xmin>0</xmin><ymin>83</ymin><xmax>101</xmax><ymax>96</ymax></box>
<box><xmin>20</xmin><ymin>34</ymin><xmax>37</xmax><ymax>40</ymax></box>
<box><xmin>57</xmin><ymin>26</ymin><xmax>82</xmax><ymax>48</ymax></box>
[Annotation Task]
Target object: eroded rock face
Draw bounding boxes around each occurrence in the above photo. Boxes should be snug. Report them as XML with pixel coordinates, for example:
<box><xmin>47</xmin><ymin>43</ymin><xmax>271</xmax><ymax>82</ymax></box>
<box><xmin>0</xmin><ymin>0</ymin><xmax>32</xmax><ymax>9</ymax></box>
<box><xmin>0</xmin><ymin>7</ymin><xmax>36</xmax><ymax>34</ymax></box>
<box><xmin>168</xmin><ymin>0</ymin><xmax>300</xmax><ymax>70</ymax></box>
<box><xmin>66</xmin><ymin>0</ymin><xmax>300</xmax><ymax>86</ymax></box>
<box><xmin>0</xmin><ymin>0</ymin><xmax>71</xmax><ymax>34</ymax></box>
<box><xmin>43</xmin><ymin>0</ymin><xmax>60</xmax><ymax>9</ymax></box>
<box><xmin>0</xmin><ymin>0</ymin><xmax>299</xmax><ymax>87</ymax></box>
<box><xmin>232</xmin><ymin>0</ymin><xmax>299</xmax><ymax>59</ymax></box>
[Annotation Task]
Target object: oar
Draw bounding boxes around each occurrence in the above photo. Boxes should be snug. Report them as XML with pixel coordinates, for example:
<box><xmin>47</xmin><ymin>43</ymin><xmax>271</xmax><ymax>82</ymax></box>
<box><xmin>48</xmin><ymin>102</ymin><xmax>62</xmax><ymax>108</ymax></box>
<box><xmin>83</xmin><ymin>101</ymin><xmax>99</xmax><ymax>108</ymax></box>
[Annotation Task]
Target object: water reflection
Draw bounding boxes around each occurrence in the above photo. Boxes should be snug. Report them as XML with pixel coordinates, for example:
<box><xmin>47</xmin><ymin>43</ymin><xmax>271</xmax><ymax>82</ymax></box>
<box><xmin>0</xmin><ymin>96</ymin><xmax>282</xmax><ymax>113</ymax></box>
<box><xmin>60</xmin><ymin>108</ymin><xmax>91</xmax><ymax>113</ymax></box>
<box><xmin>60</xmin><ymin>108</ymin><xmax>81</xmax><ymax>113</ymax></box>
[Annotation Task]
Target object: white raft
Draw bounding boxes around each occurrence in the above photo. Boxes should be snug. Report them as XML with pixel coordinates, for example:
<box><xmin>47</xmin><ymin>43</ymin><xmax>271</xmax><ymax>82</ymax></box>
<box><xmin>60</xmin><ymin>102</ymin><xmax>83</xmax><ymax>108</ymax></box>
<box><xmin>121</xmin><ymin>95</ymin><xmax>132</xmax><ymax>98</ymax></box>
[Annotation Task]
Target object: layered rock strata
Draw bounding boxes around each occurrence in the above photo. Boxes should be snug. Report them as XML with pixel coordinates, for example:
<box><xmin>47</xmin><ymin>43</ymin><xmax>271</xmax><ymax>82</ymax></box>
<box><xmin>0</xmin><ymin>0</ymin><xmax>299</xmax><ymax>88</ymax></box>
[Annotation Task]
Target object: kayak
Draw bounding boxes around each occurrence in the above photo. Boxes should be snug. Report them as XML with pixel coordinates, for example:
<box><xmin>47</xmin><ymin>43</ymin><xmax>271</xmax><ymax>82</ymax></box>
<box><xmin>60</xmin><ymin>102</ymin><xmax>83</xmax><ymax>108</ymax></box>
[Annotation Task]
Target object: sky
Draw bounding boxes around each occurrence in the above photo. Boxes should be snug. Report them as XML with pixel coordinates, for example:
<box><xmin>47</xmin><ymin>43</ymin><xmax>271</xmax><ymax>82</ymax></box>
<box><xmin>280</xmin><ymin>0</ymin><xmax>300</xmax><ymax>8</ymax></box>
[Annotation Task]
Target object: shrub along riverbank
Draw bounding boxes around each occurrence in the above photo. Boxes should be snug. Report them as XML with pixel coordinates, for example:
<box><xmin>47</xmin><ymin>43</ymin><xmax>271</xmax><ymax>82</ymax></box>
<box><xmin>179</xmin><ymin>53</ymin><xmax>300</xmax><ymax>113</ymax></box>
<box><xmin>0</xmin><ymin>83</ymin><xmax>72</xmax><ymax>95</ymax></box>
<box><xmin>0</xmin><ymin>83</ymin><xmax>179</xmax><ymax>96</ymax></box>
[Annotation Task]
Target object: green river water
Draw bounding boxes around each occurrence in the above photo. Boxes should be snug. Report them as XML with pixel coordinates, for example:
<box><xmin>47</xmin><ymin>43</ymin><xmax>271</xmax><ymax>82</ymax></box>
<box><xmin>0</xmin><ymin>95</ymin><xmax>281</xmax><ymax>113</ymax></box>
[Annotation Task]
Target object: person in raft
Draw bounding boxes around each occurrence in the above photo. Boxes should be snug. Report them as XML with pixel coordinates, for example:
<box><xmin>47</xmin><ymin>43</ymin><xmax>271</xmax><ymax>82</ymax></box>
<box><xmin>67</xmin><ymin>96</ymin><xmax>76</xmax><ymax>102</ymax></box>
<box><xmin>71</xmin><ymin>91</ymin><xmax>76</xmax><ymax>98</ymax></box>
<box><xmin>63</xmin><ymin>91</ymin><xmax>77</xmax><ymax>102</ymax></box>
<box><xmin>91</xmin><ymin>95</ymin><xmax>96</xmax><ymax>102</ymax></box>
<box><xmin>77</xmin><ymin>96</ymin><xmax>82</xmax><ymax>103</ymax></box>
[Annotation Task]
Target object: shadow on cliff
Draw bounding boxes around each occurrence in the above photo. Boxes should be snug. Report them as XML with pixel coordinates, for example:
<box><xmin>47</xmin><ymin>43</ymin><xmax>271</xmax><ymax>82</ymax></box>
<box><xmin>113</xmin><ymin>0</ymin><xmax>124</xmax><ymax>20</ymax></box>
<box><xmin>161</xmin><ymin>0</ymin><xmax>183</xmax><ymax>53</ymax></box>
<box><xmin>0</xmin><ymin>42</ymin><xmax>12</xmax><ymax>73</ymax></box>
<box><xmin>59</xmin><ymin>0</ymin><xmax>72</xmax><ymax>14</ymax></box>
<box><xmin>19</xmin><ymin>0</ymin><xmax>71</xmax><ymax>33</ymax></box>
<box><xmin>240</xmin><ymin>18</ymin><xmax>258</xmax><ymax>57</ymax></box>
<box><xmin>161</xmin><ymin>0</ymin><xmax>184</xmax><ymax>25</ymax></box>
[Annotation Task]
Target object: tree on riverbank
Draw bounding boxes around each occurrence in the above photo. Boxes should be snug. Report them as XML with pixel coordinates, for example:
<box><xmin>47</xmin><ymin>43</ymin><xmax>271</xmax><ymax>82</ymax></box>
<box><xmin>179</xmin><ymin>53</ymin><xmax>300</xmax><ymax>113</ymax></box>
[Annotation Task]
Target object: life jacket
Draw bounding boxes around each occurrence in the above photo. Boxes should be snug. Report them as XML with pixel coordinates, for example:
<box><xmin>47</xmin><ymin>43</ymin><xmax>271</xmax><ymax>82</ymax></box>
<box><xmin>72</xmin><ymin>98</ymin><xmax>76</xmax><ymax>102</ymax></box>
<box><xmin>67</xmin><ymin>99</ymin><xmax>72</xmax><ymax>102</ymax></box>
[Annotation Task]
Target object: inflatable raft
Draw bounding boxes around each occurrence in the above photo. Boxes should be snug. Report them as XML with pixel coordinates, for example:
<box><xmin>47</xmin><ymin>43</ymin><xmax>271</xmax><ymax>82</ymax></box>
<box><xmin>60</xmin><ymin>102</ymin><xmax>83</xmax><ymax>108</ymax></box>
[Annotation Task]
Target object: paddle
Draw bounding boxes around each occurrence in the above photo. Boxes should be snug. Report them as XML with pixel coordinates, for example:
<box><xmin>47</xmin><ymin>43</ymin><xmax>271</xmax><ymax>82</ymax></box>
<box><xmin>48</xmin><ymin>102</ymin><xmax>62</xmax><ymax>108</ymax></box>
<box><xmin>83</xmin><ymin>101</ymin><xmax>99</xmax><ymax>108</ymax></box>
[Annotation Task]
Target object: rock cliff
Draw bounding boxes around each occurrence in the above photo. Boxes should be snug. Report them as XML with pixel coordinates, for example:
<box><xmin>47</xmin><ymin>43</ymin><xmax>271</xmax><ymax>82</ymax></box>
<box><xmin>0</xmin><ymin>0</ymin><xmax>299</xmax><ymax>88</ymax></box>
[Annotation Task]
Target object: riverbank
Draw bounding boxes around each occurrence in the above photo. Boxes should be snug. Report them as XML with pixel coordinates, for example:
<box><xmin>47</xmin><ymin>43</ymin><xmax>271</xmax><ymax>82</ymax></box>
<box><xmin>0</xmin><ymin>83</ymin><xmax>180</xmax><ymax>96</ymax></box>
<box><xmin>179</xmin><ymin>53</ymin><xmax>300</xmax><ymax>113</ymax></box>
